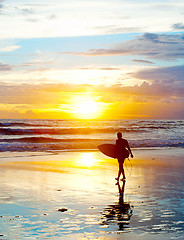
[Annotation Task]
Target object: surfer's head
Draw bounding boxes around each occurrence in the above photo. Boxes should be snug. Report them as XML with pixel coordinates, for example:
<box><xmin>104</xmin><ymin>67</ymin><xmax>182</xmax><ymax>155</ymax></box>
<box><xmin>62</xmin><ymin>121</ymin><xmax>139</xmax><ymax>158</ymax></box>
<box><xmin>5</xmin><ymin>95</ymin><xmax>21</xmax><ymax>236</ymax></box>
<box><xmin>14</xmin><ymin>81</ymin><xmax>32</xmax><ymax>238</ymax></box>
<box><xmin>117</xmin><ymin>132</ymin><xmax>122</xmax><ymax>139</ymax></box>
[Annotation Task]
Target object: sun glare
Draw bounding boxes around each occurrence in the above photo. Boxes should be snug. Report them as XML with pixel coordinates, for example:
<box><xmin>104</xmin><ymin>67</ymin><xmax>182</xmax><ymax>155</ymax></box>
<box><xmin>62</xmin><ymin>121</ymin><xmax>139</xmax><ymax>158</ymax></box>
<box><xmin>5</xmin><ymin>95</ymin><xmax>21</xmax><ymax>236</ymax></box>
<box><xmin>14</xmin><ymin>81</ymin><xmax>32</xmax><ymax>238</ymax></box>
<box><xmin>71</xmin><ymin>95</ymin><xmax>101</xmax><ymax>119</ymax></box>
<box><xmin>77</xmin><ymin>100</ymin><xmax>97</xmax><ymax>114</ymax></box>
<box><xmin>76</xmin><ymin>152</ymin><xmax>97</xmax><ymax>168</ymax></box>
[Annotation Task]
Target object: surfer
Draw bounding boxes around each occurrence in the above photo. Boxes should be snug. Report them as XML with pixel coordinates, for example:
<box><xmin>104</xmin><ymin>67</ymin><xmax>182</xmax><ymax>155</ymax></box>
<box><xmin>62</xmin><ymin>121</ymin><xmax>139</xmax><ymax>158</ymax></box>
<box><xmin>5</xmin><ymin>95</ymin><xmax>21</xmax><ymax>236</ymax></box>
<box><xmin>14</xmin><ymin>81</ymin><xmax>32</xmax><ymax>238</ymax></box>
<box><xmin>115</xmin><ymin>132</ymin><xmax>133</xmax><ymax>182</ymax></box>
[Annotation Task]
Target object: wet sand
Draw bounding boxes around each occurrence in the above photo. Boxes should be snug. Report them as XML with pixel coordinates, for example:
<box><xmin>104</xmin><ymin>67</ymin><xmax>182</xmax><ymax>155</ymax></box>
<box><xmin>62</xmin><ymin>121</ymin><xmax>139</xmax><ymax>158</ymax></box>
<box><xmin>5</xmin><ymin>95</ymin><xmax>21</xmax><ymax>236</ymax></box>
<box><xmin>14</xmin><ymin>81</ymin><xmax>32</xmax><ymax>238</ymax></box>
<box><xmin>0</xmin><ymin>148</ymin><xmax>184</xmax><ymax>239</ymax></box>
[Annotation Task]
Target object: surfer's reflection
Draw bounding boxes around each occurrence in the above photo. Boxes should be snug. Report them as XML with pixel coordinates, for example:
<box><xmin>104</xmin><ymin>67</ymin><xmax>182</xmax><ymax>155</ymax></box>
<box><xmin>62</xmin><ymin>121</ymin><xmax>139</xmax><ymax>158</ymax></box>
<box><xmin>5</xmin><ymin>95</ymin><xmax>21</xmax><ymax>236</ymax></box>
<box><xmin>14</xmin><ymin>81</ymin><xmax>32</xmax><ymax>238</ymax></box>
<box><xmin>101</xmin><ymin>181</ymin><xmax>133</xmax><ymax>230</ymax></box>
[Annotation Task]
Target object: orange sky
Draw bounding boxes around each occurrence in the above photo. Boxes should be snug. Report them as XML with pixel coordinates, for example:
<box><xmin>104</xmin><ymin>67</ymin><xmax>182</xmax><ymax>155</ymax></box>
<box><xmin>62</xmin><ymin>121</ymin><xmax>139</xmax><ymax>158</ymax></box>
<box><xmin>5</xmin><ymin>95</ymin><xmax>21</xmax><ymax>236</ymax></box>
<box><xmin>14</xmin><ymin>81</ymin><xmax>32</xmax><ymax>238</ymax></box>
<box><xmin>0</xmin><ymin>82</ymin><xmax>183</xmax><ymax>119</ymax></box>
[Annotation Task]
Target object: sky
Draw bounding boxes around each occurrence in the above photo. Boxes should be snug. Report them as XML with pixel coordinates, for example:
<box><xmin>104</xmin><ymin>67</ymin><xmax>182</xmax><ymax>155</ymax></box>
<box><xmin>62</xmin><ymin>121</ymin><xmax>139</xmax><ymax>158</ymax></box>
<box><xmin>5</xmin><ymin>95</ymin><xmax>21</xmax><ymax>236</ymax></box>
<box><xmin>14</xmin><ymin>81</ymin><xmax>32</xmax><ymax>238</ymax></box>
<box><xmin>0</xmin><ymin>0</ymin><xmax>184</xmax><ymax>119</ymax></box>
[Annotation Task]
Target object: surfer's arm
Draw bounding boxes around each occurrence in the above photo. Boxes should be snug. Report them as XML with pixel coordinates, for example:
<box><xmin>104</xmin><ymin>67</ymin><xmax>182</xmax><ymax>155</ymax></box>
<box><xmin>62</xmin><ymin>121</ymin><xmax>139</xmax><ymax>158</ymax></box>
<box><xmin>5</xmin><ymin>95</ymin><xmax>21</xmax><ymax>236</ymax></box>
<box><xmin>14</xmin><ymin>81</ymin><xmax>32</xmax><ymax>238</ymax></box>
<box><xmin>127</xmin><ymin>142</ymin><xmax>133</xmax><ymax>158</ymax></box>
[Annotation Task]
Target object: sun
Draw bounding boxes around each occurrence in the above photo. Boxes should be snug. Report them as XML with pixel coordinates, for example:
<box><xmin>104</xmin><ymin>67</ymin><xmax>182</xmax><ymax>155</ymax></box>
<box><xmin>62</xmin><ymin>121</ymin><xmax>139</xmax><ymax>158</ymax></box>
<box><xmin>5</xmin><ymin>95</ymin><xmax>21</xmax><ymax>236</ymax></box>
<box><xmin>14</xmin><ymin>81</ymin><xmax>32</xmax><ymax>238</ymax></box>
<box><xmin>77</xmin><ymin>100</ymin><xmax>97</xmax><ymax>114</ymax></box>
<box><xmin>71</xmin><ymin>95</ymin><xmax>101</xmax><ymax>119</ymax></box>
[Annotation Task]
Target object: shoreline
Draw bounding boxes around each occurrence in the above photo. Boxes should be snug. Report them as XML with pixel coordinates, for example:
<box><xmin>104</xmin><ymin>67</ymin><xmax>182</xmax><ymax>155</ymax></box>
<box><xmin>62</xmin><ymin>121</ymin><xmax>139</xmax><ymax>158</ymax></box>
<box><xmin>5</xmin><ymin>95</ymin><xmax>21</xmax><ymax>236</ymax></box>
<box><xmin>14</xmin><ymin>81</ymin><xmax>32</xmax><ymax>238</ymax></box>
<box><xmin>0</xmin><ymin>147</ymin><xmax>183</xmax><ymax>167</ymax></box>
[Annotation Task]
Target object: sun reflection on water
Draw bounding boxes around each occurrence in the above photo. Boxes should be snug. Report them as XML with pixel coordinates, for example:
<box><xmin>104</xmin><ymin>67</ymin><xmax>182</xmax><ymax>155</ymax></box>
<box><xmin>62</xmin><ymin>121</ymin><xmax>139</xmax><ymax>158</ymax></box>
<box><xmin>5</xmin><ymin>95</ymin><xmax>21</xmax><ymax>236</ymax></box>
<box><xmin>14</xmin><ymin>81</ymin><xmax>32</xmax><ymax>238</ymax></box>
<box><xmin>76</xmin><ymin>152</ymin><xmax>97</xmax><ymax>168</ymax></box>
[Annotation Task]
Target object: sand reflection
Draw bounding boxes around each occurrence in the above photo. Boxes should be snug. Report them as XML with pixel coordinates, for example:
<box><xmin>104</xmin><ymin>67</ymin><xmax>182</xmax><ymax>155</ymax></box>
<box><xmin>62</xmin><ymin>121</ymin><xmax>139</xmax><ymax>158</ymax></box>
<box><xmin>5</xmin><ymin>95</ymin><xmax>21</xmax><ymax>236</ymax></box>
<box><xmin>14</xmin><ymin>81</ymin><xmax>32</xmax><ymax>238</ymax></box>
<box><xmin>0</xmin><ymin>150</ymin><xmax>184</xmax><ymax>239</ymax></box>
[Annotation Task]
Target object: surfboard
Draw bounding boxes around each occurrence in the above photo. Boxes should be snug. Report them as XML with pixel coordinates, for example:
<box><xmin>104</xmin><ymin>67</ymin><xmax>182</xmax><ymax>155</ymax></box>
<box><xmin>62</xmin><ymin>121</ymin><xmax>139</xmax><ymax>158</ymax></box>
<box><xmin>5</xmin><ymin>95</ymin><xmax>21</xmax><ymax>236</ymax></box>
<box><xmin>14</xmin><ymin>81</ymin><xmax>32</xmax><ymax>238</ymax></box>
<box><xmin>97</xmin><ymin>144</ymin><xmax>129</xmax><ymax>159</ymax></box>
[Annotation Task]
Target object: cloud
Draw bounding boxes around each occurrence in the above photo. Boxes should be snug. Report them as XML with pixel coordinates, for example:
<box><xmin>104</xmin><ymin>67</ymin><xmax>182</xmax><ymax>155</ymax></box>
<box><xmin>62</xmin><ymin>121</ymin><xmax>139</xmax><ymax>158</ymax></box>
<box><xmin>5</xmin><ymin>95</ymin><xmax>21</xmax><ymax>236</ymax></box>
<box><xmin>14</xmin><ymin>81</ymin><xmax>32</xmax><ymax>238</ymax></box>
<box><xmin>0</xmin><ymin>5</ymin><xmax>4</xmax><ymax>15</ymax></box>
<box><xmin>0</xmin><ymin>62</ymin><xmax>13</xmax><ymax>71</ymax></box>
<box><xmin>1</xmin><ymin>80</ymin><xmax>184</xmax><ymax>119</ymax></box>
<box><xmin>65</xmin><ymin>33</ymin><xmax>184</xmax><ymax>60</ymax></box>
<box><xmin>48</xmin><ymin>14</ymin><xmax>57</xmax><ymax>20</ymax></box>
<box><xmin>92</xmin><ymin>64</ymin><xmax>184</xmax><ymax>102</ymax></box>
<box><xmin>0</xmin><ymin>45</ymin><xmax>21</xmax><ymax>52</ymax></box>
<box><xmin>79</xmin><ymin>67</ymin><xmax>121</xmax><ymax>70</ymax></box>
<box><xmin>94</xmin><ymin>81</ymin><xmax>184</xmax><ymax>101</ymax></box>
<box><xmin>1</xmin><ymin>76</ymin><xmax>184</xmax><ymax>107</ymax></box>
<box><xmin>19</xmin><ymin>7</ymin><xmax>35</xmax><ymax>16</ymax></box>
<box><xmin>0</xmin><ymin>82</ymin><xmax>92</xmax><ymax>105</ymax></box>
<box><xmin>1</xmin><ymin>4</ymin><xmax>36</xmax><ymax>16</ymax></box>
<box><xmin>134</xmin><ymin>65</ymin><xmax>184</xmax><ymax>84</ymax></box>
<box><xmin>93</xmin><ymin>25</ymin><xmax>142</xmax><ymax>34</ymax></box>
<box><xmin>0</xmin><ymin>1</ymin><xmax>184</xmax><ymax>39</ymax></box>
<box><xmin>132</xmin><ymin>59</ymin><xmax>155</xmax><ymax>64</ymax></box>
<box><xmin>26</xmin><ymin>18</ymin><xmax>39</xmax><ymax>22</ymax></box>
<box><xmin>172</xmin><ymin>22</ymin><xmax>184</xmax><ymax>30</ymax></box>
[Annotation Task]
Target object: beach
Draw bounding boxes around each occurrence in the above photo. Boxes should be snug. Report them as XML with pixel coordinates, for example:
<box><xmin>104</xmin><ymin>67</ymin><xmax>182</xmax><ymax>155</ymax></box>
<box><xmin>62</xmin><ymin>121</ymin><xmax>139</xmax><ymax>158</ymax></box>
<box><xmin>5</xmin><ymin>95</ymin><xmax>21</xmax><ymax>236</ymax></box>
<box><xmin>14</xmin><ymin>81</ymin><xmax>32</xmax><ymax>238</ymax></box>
<box><xmin>0</xmin><ymin>148</ymin><xmax>184</xmax><ymax>239</ymax></box>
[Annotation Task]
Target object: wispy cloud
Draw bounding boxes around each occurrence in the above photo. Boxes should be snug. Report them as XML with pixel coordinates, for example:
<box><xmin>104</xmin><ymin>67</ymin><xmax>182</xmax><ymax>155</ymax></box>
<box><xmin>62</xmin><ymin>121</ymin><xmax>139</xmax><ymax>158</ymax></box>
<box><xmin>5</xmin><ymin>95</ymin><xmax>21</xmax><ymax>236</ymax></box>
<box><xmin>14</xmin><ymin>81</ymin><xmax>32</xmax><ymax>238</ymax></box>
<box><xmin>18</xmin><ymin>7</ymin><xmax>35</xmax><ymax>16</ymax></box>
<box><xmin>172</xmin><ymin>22</ymin><xmax>184</xmax><ymax>30</ymax></box>
<box><xmin>93</xmin><ymin>25</ymin><xmax>142</xmax><ymax>35</ymax></box>
<box><xmin>78</xmin><ymin>67</ymin><xmax>121</xmax><ymax>71</ymax></box>
<box><xmin>0</xmin><ymin>62</ymin><xmax>13</xmax><ymax>71</ymax></box>
<box><xmin>65</xmin><ymin>33</ymin><xmax>184</xmax><ymax>60</ymax></box>
<box><xmin>132</xmin><ymin>59</ymin><xmax>155</xmax><ymax>64</ymax></box>
<box><xmin>0</xmin><ymin>0</ymin><xmax>183</xmax><ymax>39</ymax></box>
<box><xmin>0</xmin><ymin>45</ymin><xmax>21</xmax><ymax>52</ymax></box>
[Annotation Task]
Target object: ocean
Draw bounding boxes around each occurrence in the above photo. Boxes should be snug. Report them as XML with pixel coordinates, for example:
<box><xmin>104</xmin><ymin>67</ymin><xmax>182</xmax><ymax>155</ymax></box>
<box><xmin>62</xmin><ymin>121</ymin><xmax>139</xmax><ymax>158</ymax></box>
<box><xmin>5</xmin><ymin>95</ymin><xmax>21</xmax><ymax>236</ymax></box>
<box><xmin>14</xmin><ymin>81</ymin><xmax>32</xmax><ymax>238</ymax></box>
<box><xmin>0</xmin><ymin>119</ymin><xmax>184</xmax><ymax>152</ymax></box>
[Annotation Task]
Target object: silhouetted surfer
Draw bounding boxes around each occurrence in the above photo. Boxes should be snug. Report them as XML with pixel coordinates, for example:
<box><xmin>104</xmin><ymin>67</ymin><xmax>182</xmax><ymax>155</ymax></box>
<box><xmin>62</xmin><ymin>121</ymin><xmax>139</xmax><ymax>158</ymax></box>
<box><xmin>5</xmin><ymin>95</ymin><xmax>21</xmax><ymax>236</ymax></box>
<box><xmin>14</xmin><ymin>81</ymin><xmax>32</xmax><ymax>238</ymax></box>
<box><xmin>115</xmin><ymin>132</ymin><xmax>133</xmax><ymax>182</ymax></box>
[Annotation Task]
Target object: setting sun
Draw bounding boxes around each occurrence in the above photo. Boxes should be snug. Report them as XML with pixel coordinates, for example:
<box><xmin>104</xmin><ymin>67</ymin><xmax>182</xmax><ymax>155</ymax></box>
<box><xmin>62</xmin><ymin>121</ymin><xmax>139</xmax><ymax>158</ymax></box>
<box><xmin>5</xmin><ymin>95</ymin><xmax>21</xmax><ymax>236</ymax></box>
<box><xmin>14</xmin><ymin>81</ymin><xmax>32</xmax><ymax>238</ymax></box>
<box><xmin>77</xmin><ymin>100</ymin><xmax>98</xmax><ymax>114</ymax></box>
<box><xmin>71</xmin><ymin>95</ymin><xmax>101</xmax><ymax>119</ymax></box>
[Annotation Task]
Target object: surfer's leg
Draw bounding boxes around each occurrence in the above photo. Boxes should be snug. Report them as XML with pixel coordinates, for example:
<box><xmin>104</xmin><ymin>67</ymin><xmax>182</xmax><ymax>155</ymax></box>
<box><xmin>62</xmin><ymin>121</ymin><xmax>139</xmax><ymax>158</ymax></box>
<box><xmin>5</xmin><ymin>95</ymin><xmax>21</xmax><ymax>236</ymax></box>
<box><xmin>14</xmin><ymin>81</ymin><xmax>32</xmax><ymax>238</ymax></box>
<box><xmin>120</xmin><ymin>167</ymin><xmax>126</xmax><ymax>181</ymax></box>
<box><xmin>115</xmin><ymin>159</ymin><xmax>122</xmax><ymax>181</ymax></box>
<box><xmin>119</xmin><ymin>162</ymin><xmax>124</xmax><ymax>179</ymax></box>
<box><xmin>120</xmin><ymin>160</ymin><xmax>126</xmax><ymax>181</ymax></box>
<box><xmin>115</xmin><ymin>167</ymin><xmax>120</xmax><ymax>181</ymax></box>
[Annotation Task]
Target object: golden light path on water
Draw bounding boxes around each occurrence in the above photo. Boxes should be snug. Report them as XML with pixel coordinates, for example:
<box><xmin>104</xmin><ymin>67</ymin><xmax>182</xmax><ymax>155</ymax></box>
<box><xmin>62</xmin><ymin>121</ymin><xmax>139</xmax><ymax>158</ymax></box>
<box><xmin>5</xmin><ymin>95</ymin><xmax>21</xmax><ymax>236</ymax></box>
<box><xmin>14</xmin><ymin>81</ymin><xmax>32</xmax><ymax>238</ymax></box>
<box><xmin>76</xmin><ymin>152</ymin><xmax>98</xmax><ymax>168</ymax></box>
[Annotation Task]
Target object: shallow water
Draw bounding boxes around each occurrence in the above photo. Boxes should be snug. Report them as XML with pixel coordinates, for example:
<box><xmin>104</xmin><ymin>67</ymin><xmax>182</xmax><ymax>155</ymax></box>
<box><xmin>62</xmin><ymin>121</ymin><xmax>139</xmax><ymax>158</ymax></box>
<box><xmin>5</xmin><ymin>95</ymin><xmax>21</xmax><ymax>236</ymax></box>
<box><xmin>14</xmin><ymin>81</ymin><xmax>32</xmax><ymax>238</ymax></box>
<box><xmin>1</xmin><ymin>119</ymin><xmax>184</xmax><ymax>151</ymax></box>
<box><xmin>0</xmin><ymin>150</ymin><xmax>184</xmax><ymax>239</ymax></box>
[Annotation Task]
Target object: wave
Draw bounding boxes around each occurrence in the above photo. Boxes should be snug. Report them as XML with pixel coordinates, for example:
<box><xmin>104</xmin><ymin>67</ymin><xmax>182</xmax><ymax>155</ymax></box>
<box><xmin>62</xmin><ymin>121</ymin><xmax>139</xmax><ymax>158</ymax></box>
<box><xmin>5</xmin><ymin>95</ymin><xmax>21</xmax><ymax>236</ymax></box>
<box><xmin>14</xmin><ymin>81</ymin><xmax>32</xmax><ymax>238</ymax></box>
<box><xmin>0</xmin><ymin>127</ymin><xmax>147</xmax><ymax>135</ymax></box>
<box><xmin>0</xmin><ymin>138</ymin><xmax>107</xmax><ymax>152</ymax></box>
<box><xmin>0</xmin><ymin>122</ymin><xmax>50</xmax><ymax>127</ymax></box>
<box><xmin>0</xmin><ymin>137</ymin><xmax>101</xmax><ymax>143</ymax></box>
<box><xmin>0</xmin><ymin>119</ymin><xmax>184</xmax><ymax>152</ymax></box>
<box><xmin>0</xmin><ymin>125</ymin><xmax>180</xmax><ymax>136</ymax></box>
<box><xmin>0</xmin><ymin>137</ymin><xmax>184</xmax><ymax>152</ymax></box>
